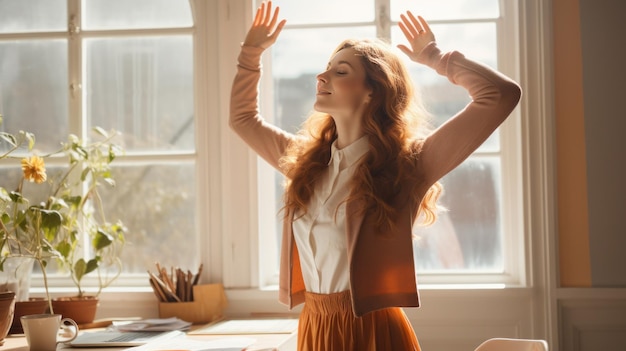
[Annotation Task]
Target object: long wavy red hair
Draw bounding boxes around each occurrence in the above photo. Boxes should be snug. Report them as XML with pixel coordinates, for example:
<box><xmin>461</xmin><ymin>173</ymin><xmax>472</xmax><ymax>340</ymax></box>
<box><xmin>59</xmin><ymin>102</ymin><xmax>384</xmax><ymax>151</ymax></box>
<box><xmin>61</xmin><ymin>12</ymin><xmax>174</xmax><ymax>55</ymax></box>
<box><xmin>279</xmin><ymin>38</ymin><xmax>442</xmax><ymax>229</ymax></box>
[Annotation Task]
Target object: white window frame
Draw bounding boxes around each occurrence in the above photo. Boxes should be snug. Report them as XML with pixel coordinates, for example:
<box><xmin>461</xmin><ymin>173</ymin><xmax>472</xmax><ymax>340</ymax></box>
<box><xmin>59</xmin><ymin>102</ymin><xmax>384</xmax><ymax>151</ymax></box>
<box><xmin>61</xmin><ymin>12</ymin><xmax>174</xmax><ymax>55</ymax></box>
<box><xmin>28</xmin><ymin>2</ymin><xmax>556</xmax><ymax>344</ymax></box>
<box><xmin>215</xmin><ymin>0</ymin><xmax>556</xmax><ymax>344</ymax></box>
<box><xmin>234</xmin><ymin>0</ymin><xmax>526</xmax><ymax>289</ymax></box>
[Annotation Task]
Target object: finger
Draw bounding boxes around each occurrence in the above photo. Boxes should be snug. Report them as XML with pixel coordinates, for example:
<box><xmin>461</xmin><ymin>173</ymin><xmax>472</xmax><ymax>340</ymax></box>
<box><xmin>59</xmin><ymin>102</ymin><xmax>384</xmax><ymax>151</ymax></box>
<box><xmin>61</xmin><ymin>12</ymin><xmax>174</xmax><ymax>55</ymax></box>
<box><xmin>418</xmin><ymin>15</ymin><xmax>432</xmax><ymax>33</ymax></box>
<box><xmin>268</xmin><ymin>6</ymin><xmax>279</xmax><ymax>30</ymax></box>
<box><xmin>270</xmin><ymin>19</ymin><xmax>287</xmax><ymax>41</ymax></box>
<box><xmin>396</xmin><ymin>44</ymin><xmax>412</xmax><ymax>56</ymax></box>
<box><xmin>399</xmin><ymin>14</ymin><xmax>417</xmax><ymax>39</ymax></box>
<box><xmin>264</xmin><ymin>1</ymin><xmax>273</xmax><ymax>26</ymax></box>
<box><xmin>253</xmin><ymin>3</ymin><xmax>264</xmax><ymax>26</ymax></box>
<box><xmin>406</xmin><ymin>11</ymin><xmax>425</xmax><ymax>34</ymax></box>
<box><xmin>398</xmin><ymin>20</ymin><xmax>414</xmax><ymax>42</ymax></box>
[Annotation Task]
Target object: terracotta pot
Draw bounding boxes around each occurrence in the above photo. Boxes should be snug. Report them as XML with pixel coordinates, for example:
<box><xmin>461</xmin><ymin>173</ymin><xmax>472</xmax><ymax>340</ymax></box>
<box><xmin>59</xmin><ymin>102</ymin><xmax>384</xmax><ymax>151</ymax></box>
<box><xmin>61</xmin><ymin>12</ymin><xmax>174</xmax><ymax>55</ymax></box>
<box><xmin>51</xmin><ymin>296</ymin><xmax>99</xmax><ymax>325</ymax></box>
<box><xmin>9</xmin><ymin>298</ymin><xmax>49</xmax><ymax>334</ymax></box>
<box><xmin>0</xmin><ymin>292</ymin><xmax>16</xmax><ymax>346</ymax></box>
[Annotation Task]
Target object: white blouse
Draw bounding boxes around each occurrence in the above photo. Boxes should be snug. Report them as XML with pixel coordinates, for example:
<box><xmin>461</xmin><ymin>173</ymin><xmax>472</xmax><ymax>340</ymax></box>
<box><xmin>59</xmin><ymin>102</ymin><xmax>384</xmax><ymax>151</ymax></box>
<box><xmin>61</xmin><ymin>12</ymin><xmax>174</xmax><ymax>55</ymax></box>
<box><xmin>292</xmin><ymin>136</ymin><xmax>369</xmax><ymax>294</ymax></box>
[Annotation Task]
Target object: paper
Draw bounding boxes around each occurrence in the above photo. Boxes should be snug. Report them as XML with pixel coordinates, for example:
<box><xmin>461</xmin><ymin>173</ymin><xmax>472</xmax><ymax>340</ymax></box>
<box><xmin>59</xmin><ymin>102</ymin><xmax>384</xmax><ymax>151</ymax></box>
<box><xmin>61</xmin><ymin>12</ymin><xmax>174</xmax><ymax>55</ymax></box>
<box><xmin>115</xmin><ymin>317</ymin><xmax>192</xmax><ymax>332</ymax></box>
<box><xmin>124</xmin><ymin>336</ymin><xmax>256</xmax><ymax>351</ymax></box>
<box><xmin>189</xmin><ymin>318</ymin><xmax>299</xmax><ymax>335</ymax></box>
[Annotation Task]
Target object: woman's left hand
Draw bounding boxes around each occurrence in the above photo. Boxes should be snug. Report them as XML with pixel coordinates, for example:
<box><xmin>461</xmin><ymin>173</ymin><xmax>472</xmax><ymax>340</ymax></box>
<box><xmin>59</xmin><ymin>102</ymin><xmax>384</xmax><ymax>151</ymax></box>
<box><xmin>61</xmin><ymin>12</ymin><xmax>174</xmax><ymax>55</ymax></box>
<box><xmin>397</xmin><ymin>11</ymin><xmax>436</xmax><ymax>61</ymax></box>
<box><xmin>243</xmin><ymin>1</ymin><xmax>286</xmax><ymax>50</ymax></box>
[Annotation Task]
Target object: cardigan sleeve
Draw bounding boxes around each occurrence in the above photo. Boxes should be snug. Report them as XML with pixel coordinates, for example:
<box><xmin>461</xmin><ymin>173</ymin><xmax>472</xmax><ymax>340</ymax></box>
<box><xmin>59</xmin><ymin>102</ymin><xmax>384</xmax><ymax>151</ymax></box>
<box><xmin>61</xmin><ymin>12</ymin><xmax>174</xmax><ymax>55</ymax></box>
<box><xmin>415</xmin><ymin>42</ymin><xmax>522</xmax><ymax>185</ymax></box>
<box><xmin>229</xmin><ymin>45</ymin><xmax>296</xmax><ymax>172</ymax></box>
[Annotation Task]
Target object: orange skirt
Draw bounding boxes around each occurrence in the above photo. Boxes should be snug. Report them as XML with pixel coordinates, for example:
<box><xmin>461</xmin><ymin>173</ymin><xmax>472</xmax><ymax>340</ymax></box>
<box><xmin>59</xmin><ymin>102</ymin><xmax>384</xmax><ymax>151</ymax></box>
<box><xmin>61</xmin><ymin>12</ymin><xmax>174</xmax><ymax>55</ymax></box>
<box><xmin>297</xmin><ymin>290</ymin><xmax>421</xmax><ymax>351</ymax></box>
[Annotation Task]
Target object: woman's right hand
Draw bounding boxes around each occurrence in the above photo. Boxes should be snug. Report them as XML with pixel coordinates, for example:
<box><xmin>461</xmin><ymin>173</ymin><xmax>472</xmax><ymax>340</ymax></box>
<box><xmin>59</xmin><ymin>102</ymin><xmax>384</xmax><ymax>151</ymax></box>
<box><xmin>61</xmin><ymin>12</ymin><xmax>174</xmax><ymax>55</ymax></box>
<box><xmin>243</xmin><ymin>1</ymin><xmax>286</xmax><ymax>49</ymax></box>
<box><xmin>397</xmin><ymin>11</ymin><xmax>435</xmax><ymax>63</ymax></box>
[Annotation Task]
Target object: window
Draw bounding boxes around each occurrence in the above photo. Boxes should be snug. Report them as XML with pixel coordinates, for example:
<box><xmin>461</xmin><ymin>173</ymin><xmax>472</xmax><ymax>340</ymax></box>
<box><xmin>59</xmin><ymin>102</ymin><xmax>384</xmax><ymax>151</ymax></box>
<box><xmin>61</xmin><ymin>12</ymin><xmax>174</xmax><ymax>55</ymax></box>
<box><xmin>1</xmin><ymin>0</ymin><xmax>525</xmax><ymax>296</ymax></box>
<box><xmin>1</xmin><ymin>1</ymin><xmax>551</xmax><ymax>343</ymax></box>
<box><xmin>257</xmin><ymin>0</ymin><xmax>523</xmax><ymax>286</ymax></box>
<box><xmin>0</xmin><ymin>0</ymin><xmax>199</xmax><ymax>288</ymax></box>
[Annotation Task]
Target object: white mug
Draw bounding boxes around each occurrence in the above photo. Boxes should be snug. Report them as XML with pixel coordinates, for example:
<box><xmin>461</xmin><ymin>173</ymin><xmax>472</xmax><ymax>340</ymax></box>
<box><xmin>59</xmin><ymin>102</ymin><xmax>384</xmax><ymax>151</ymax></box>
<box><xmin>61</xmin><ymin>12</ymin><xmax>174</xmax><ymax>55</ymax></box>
<box><xmin>20</xmin><ymin>313</ymin><xmax>79</xmax><ymax>351</ymax></box>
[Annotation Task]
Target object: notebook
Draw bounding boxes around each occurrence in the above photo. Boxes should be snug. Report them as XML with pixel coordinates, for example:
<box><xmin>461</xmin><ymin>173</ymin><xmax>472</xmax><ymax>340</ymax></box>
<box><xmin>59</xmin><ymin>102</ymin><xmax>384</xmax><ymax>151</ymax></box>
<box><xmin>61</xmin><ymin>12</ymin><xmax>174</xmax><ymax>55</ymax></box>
<box><xmin>189</xmin><ymin>318</ymin><xmax>299</xmax><ymax>335</ymax></box>
<box><xmin>69</xmin><ymin>329</ymin><xmax>185</xmax><ymax>347</ymax></box>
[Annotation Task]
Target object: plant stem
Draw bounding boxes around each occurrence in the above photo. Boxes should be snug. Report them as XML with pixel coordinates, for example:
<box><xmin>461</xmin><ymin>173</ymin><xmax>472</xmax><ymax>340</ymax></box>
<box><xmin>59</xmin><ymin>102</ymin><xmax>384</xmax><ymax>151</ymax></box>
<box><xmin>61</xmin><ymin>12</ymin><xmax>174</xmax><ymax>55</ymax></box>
<box><xmin>36</xmin><ymin>258</ymin><xmax>54</xmax><ymax>314</ymax></box>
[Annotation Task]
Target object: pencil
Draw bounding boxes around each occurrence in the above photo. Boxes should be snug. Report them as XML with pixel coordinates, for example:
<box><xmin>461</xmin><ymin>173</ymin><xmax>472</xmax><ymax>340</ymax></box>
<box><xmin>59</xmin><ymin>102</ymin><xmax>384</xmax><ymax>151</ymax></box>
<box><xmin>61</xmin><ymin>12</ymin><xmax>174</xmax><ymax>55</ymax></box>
<box><xmin>148</xmin><ymin>276</ymin><xmax>167</xmax><ymax>302</ymax></box>
<box><xmin>192</xmin><ymin>263</ymin><xmax>203</xmax><ymax>286</ymax></box>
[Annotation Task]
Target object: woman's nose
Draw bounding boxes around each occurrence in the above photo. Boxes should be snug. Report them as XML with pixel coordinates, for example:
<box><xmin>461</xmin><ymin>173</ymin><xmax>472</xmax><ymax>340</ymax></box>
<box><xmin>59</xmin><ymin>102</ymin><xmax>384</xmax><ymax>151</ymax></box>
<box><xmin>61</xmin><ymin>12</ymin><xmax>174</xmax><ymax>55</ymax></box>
<box><xmin>316</xmin><ymin>71</ymin><xmax>327</xmax><ymax>83</ymax></box>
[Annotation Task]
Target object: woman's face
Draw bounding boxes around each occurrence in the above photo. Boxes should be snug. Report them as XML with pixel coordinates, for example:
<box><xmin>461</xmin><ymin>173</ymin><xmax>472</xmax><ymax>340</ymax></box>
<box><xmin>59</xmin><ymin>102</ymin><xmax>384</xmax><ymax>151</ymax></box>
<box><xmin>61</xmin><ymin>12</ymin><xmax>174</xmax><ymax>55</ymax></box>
<box><xmin>314</xmin><ymin>48</ymin><xmax>372</xmax><ymax>120</ymax></box>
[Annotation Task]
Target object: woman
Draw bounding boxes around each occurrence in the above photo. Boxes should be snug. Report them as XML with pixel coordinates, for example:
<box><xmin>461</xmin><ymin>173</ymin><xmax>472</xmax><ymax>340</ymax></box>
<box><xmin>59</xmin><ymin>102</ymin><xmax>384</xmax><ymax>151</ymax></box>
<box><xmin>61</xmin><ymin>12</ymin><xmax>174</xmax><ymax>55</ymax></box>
<box><xmin>229</xmin><ymin>2</ymin><xmax>521</xmax><ymax>350</ymax></box>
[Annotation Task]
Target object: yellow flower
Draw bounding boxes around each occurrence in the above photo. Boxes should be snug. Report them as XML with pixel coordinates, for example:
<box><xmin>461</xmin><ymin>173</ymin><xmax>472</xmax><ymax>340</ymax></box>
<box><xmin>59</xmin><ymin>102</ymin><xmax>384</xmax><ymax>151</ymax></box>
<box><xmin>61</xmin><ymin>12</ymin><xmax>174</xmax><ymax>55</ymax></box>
<box><xmin>21</xmin><ymin>155</ymin><xmax>47</xmax><ymax>183</ymax></box>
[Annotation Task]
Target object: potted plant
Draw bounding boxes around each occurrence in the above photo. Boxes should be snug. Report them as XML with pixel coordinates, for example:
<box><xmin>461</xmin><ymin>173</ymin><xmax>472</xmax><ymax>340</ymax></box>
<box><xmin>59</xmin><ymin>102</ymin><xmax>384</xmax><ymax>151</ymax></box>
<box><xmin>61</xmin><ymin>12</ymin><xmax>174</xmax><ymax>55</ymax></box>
<box><xmin>51</xmin><ymin>218</ymin><xmax>126</xmax><ymax>324</ymax></box>
<box><xmin>1</xmin><ymin>118</ymin><xmax>59</xmax><ymax>331</ymax></box>
<box><xmin>50</xmin><ymin>130</ymin><xmax>126</xmax><ymax>323</ymax></box>
<box><xmin>0</xmin><ymin>116</ymin><xmax>126</xmax><ymax>324</ymax></box>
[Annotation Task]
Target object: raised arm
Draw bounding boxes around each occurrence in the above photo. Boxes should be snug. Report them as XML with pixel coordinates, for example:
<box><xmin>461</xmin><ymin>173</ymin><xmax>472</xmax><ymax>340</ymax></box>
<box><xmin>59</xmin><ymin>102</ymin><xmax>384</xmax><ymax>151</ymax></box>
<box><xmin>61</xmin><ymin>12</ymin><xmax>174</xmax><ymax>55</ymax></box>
<box><xmin>229</xmin><ymin>1</ymin><xmax>293</xmax><ymax>171</ymax></box>
<box><xmin>398</xmin><ymin>11</ymin><xmax>522</xmax><ymax>185</ymax></box>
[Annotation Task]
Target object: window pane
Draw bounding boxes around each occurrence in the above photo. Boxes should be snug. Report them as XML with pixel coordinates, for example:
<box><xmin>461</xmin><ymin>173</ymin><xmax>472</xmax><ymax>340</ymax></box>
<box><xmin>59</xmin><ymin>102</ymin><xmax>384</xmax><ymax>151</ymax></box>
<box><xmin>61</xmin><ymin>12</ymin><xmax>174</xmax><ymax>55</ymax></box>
<box><xmin>0</xmin><ymin>166</ymin><xmax>52</xmax><ymax>203</ymax></box>
<box><xmin>390</xmin><ymin>0</ymin><xmax>499</xmax><ymax>21</ymax></box>
<box><xmin>85</xmin><ymin>36</ymin><xmax>194</xmax><ymax>152</ymax></box>
<box><xmin>392</xmin><ymin>22</ymin><xmax>499</xmax><ymax>152</ymax></box>
<box><xmin>0</xmin><ymin>0</ymin><xmax>66</xmax><ymax>33</ymax></box>
<box><xmin>101</xmin><ymin>163</ymin><xmax>198</xmax><ymax>273</ymax></box>
<box><xmin>276</xmin><ymin>0</ymin><xmax>375</xmax><ymax>25</ymax></box>
<box><xmin>272</xmin><ymin>27</ymin><xmax>376</xmax><ymax>131</ymax></box>
<box><xmin>413</xmin><ymin>157</ymin><xmax>503</xmax><ymax>271</ymax></box>
<box><xmin>82</xmin><ymin>0</ymin><xmax>192</xmax><ymax>30</ymax></box>
<box><xmin>0</xmin><ymin>40</ymin><xmax>68</xmax><ymax>153</ymax></box>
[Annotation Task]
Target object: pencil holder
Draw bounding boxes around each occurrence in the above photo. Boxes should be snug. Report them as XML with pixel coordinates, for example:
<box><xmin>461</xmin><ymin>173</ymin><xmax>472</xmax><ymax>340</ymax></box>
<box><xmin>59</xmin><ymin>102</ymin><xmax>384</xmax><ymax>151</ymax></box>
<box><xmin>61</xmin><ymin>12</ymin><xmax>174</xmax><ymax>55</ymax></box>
<box><xmin>158</xmin><ymin>283</ymin><xmax>227</xmax><ymax>324</ymax></box>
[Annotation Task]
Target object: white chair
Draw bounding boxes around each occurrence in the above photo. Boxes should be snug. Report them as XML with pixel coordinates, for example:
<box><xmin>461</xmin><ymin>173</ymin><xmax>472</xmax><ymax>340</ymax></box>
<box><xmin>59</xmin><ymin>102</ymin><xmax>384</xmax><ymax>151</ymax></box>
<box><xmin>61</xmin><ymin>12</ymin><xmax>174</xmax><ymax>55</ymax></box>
<box><xmin>474</xmin><ymin>338</ymin><xmax>549</xmax><ymax>351</ymax></box>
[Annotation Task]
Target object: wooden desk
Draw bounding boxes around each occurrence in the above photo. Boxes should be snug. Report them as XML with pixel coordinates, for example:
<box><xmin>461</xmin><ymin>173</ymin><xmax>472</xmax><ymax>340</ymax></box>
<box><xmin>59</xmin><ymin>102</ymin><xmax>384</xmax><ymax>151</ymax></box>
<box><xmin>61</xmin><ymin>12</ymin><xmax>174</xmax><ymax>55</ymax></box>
<box><xmin>1</xmin><ymin>330</ymin><xmax>297</xmax><ymax>351</ymax></box>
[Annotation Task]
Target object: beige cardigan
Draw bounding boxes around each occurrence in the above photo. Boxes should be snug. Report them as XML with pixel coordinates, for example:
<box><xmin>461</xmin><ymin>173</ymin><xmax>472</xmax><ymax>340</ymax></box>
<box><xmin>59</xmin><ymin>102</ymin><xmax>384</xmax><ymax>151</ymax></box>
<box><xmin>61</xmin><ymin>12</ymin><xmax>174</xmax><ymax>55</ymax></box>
<box><xmin>229</xmin><ymin>43</ymin><xmax>521</xmax><ymax>317</ymax></box>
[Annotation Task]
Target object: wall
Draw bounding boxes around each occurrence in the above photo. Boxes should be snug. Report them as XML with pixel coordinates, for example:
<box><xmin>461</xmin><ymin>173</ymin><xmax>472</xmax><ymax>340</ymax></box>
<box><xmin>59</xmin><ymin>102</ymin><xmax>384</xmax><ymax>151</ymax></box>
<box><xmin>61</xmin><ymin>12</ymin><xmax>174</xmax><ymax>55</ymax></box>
<box><xmin>554</xmin><ymin>0</ymin><xmax>626</xmax><ymax>349</ymax></box>
<box><xmin>577</xmin><ymin>0</ymin><xmax>626</xmax><ymax>287</ymax></box>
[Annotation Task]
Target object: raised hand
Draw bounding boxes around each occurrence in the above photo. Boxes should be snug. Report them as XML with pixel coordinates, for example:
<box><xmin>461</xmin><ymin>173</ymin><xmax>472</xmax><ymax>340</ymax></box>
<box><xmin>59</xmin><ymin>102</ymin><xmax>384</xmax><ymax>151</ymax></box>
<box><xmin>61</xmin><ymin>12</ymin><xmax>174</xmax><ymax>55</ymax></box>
<box><xmin>396</xmin><ymin>11</ymin><xmax>436</xmax><ymax>61</ymax></box>
<box><xmin>243</xmin><ymin>1</ymin><xmax>286</xmax><ymax>49</ymax></box>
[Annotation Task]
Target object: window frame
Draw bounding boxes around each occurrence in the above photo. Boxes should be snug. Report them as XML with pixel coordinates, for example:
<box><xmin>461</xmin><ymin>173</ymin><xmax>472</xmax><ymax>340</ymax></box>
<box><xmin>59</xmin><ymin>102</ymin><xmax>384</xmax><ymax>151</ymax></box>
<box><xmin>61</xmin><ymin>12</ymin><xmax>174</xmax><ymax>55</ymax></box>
<box><xmin>25</xmin><ymin>3</ymin><xmax>556</xmax><ymax>342</ymax></box>
<box><xmin>249</xmin><ymin>0</ymin><xmax>526</xmax><ymax>289</ymax></box>
<box><xmin>26</xmin><ymin>0</ymin><xmax>556</xmax><ymax>345</ymax></box>
<box><xmin>18</xmin><ymin>0</ymin><xmax>202</xmax><ymax>292</ymax></box>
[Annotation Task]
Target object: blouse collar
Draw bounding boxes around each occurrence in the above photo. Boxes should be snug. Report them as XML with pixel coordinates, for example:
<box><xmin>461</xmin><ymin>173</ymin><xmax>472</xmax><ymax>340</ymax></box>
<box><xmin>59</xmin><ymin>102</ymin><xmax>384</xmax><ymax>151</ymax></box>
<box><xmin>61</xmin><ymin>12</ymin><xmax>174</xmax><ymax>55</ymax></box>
<box><xmin>328</xmin><ymin>135</ymin><xmax>369</xmax><ymax>169</ymax></box>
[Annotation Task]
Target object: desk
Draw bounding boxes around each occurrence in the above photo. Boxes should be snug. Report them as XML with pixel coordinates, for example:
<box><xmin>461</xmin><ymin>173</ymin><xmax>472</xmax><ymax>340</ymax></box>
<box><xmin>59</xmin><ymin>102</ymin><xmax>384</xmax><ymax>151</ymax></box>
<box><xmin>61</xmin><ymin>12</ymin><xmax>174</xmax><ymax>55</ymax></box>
<box><xmin>1</xmin><ymin>330</ymin><xmax>297</xmax><ymax>351</ymax></box>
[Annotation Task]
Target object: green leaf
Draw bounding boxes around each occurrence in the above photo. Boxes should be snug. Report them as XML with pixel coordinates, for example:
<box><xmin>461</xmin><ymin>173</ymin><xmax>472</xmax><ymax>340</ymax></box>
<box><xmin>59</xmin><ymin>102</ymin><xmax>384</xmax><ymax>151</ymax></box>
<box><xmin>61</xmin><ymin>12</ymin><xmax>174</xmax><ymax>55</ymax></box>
<box><xmin>85</xmin><ymin>258</ymin><xmax>99</xmax><ymax>275</ymax></box>
<box><xmin>0</xmin><ymin>191</ymin><xmax>10</xmax><ymax>204</ymax></box>
<box><xmin>0</xmin><ymin>133</ymin><xmax>16</xmax><ymax>146</ymax></box>
<box><xmin>64</xmin><ymin>195</ymin><xmax>82</xmax><ymax>210</ymax></box>
<box><xmin>93</xmin><ymin>230</ymin><xmax>113</xmax><ymax>250</ymax></box>
<box><xmin>74</xmin><ymin>145</ymin><xmax>88</xmax><ymax>159</ymax></box>
<box><xmin>26</xmin><ymin>132</ymin><xmax>35</xmax><ymax>150</ymax></box>
<box><xmin>74</xmin><ymin>259</ymin><xmax>87</xmax><ymax>281</ymax></box>
<box><xmin>93</xmin><ymin>126</ymin><xmax>109</xmax><ymax>138</ymax></box>
<box><xmin>108</xmin><ymin>145</ymin><xmax>117</xmax><ymax>162</ymax></box>
<box><xmin>1</xmin><ymin>213</ymin><xmax>9</xmax><ymax>225</ymax></box>
<box><xmin>9</xmin><ymin>191</ymin><xmax>24</xmax><ymax>203</ymax></box>
<box><xmin>39</xmin><ymin>209</ymin><xmax>63</xmax><ymax>229</ymax></box>
<box><xmin>81</xmin><ymin>167</ymin><xmax>91</xmax><ymax>182</ymax></box>
<box><xmin>56</xmin><ymin>241</ymin><xmax>72</xmax><ymax>258</ymax></box>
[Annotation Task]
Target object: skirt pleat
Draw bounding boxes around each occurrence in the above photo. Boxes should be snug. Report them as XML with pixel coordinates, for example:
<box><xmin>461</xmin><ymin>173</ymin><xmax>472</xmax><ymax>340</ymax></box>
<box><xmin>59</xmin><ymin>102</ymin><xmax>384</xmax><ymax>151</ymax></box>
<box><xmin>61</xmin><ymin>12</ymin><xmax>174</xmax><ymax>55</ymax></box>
<box><xmin>297</xmin><ymin>290</ymin><xmax>421</xmax><ymax>351</ymax></box>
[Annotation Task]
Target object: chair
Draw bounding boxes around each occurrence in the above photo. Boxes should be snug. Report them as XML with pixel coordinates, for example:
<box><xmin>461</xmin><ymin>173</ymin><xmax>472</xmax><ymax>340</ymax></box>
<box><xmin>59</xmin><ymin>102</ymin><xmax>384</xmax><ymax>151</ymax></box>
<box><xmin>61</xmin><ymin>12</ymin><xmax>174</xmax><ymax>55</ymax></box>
<box><xmin>474</xmin><ymin>338</ymin><xmax>549</xmax><ymax>351</ymax></box>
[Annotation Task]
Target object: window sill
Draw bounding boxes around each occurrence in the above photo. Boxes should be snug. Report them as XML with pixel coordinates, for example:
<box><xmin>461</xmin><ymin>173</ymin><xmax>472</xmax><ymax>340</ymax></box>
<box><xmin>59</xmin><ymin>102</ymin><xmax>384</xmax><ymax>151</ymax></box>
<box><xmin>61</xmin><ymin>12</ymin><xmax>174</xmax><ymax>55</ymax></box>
<box><xmin>28</xmin><ymin>285</ymin><xmax>534</xmax><ymax>320</ymax></box>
